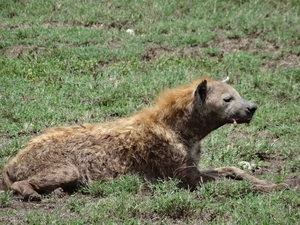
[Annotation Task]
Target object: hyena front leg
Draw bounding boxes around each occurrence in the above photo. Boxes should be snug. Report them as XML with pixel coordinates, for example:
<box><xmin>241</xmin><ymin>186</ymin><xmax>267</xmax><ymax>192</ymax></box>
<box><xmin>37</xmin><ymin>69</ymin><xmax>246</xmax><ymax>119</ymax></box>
<box><xmin>201</xmin><ymin>166</ymin><xmax>288</xmax><ymax>192</ymax></box>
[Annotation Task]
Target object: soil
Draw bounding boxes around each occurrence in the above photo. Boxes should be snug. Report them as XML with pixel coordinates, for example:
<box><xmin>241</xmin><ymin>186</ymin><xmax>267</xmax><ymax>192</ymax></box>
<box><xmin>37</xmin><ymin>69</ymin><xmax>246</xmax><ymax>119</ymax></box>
<box><xmin>141</xmin><ymin>36</ymin><xmax>300</xmax><ymax>71</ymax></box>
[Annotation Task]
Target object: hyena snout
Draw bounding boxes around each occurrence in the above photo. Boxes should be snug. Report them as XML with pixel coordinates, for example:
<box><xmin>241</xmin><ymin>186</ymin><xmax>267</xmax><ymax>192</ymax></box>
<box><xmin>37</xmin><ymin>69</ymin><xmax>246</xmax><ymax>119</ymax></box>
<box><xmin>230</xmin><ymin>100</ymin><xmax>257</xmax><ymax>126</ymax></box>
<box><xmin>239</xmin><ymin>101</ymin><xmax>257</xmax><ymax>122</ymax></box>
<box><xmin>246</xmin><ymin>103</ymin><xmax>257</xmax><ymax>116</ymax></box>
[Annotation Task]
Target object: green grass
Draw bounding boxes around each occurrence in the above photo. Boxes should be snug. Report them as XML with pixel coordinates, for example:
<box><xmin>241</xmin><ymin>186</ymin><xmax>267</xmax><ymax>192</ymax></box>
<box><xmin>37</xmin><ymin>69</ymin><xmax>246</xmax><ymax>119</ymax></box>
<box><xmin>0</xmin><ymin>0</ymin><xmax>299</xmax><ymax>224</ymax></box>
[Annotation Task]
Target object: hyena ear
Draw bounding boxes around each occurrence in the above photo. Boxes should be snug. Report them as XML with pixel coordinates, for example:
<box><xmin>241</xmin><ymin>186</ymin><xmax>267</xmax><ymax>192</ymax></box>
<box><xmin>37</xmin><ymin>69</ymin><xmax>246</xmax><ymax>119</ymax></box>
<box><xmin>222</xmin><ymin>76</ymin><xmax>229</xmax><ymax>83</ymax></box>
<box><xmin>194</xmin><ymin>80</ymin><xmax>207</xmax><ymax>103</ymax></box>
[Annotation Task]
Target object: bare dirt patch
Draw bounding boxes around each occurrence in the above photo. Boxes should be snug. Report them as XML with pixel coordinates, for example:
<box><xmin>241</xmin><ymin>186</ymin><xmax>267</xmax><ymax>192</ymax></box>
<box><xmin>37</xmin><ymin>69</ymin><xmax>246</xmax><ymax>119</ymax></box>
<box><xmin>0</xmin><ymin>195</ymin><xmax>75</xmax><ymax>224</ymax></box>
<box><xmin>208</xmin><ymin>33</ymin><xmax>300</xmax><ymax>70</ymax></box>
<box><xmin>263</xmin><ymin>53</ymin><xmax>300</xmax><ymax>71</ymax></box>
<box><xmin>252</xmin><ymin>152</ymin><xmax>300</xmax><ymax>190</ymax></box>
<box><xmin>41</xmin><ymin>21</ymin><xmax>107</xmax><ymax>30</ymax></box>
<box><xmin>208</xmin><ymin>35</ymin><xmax>280</xmax><ymax>54</ymax></box>
<box><xmin>1</xmin><ymin>45</ymin><xmax>47</xmax><ymax>58</ymax></box>
<box><xmin>1</xmin><ymin>20</ymin><xmax>132</xmax><ymax>31</ymax></box>
<box><xmin>142</xmin><ymin>44</ymin><xmax>202</xmax><ymax>61</ymax></box>
<box><xmin>142</xmin><ymin>45</ymin><xmax>173</xmax><ymax>61</ymax></box>
<box><xmin>142</xmin><ymin>35</ymin><xmax>300</xmax><ymax>71</ymax></box>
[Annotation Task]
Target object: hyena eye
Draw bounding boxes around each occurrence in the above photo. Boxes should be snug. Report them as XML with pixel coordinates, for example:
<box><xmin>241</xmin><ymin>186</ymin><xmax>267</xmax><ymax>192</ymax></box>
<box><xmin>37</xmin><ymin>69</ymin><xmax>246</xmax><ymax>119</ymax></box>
<box><xmin>223</xmin><ymin>96</ymin><xmax>233</xmax><ymax>103</ymax></box>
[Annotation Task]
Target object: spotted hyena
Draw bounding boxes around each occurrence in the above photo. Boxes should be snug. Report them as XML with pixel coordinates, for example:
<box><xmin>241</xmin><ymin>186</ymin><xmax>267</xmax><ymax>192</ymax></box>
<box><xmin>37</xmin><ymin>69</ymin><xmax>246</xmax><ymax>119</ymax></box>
<box><xmin>1</xmin><ymin>76</ymin><xmax>286</xmax><ymax>201</ymax></box>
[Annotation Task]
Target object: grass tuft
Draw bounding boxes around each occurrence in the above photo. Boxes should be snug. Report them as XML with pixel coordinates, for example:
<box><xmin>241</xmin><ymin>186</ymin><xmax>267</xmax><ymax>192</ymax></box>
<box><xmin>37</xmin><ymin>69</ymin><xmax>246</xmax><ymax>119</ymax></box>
<box><xmin>83</xmin><ymin>174</ymin><xmax>143</xmax><ymax>197</ymax></box>
<box><xmin>0</xmin><ymin>191</ymin><xmax>13</xmax><ymax>208</ymax></box>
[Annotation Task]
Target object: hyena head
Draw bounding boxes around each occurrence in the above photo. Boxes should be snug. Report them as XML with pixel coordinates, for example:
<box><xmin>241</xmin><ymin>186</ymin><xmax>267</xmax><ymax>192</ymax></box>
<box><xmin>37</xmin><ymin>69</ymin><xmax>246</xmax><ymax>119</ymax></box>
<box><xmin>194</xmin><ymin>79</ymin><xmax>257</xmax><ymax>126</ymax></box>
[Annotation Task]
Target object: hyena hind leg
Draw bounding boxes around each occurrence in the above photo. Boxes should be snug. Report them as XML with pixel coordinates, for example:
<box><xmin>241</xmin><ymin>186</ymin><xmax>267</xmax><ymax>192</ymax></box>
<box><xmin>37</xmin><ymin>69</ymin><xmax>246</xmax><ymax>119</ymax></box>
<box><xmin>11</xmin><ymin>163</ymin><xmax>80</xmax><ymax>201</ymax></box>
<box><xmin>11</xmin><ymin>180</ymin><xmax>42</xmax><ymax>201</ymax></box>
<box><xmin>201</xmin><ymin>166</ymin><xmax>288</xmax><ymax>192</ymax></box>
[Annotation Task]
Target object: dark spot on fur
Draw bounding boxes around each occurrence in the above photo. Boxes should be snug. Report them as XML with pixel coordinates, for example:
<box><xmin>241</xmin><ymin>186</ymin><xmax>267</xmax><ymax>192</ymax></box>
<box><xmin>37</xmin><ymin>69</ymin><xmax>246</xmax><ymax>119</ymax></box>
<box><xmin>48</xmin><ymin>179</ymin><xmax>57</xmax><ymax>184</ymax></box>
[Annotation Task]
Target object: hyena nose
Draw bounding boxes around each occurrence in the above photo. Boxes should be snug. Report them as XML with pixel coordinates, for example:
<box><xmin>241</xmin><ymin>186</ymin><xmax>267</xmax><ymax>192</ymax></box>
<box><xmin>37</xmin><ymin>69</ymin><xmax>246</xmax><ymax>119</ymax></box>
<box><xmin>247</xmin><ymin>104</ymin><xmax>257</xmax><ymax>115</ymax></box>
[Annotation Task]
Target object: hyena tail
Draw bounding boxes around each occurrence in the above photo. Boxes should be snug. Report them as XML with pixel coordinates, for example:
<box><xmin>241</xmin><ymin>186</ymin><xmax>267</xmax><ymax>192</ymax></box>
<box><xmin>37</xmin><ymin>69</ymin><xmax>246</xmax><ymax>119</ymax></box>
<box><xmin>1</xmin><ymin>164</ymin><xmax>15</xmax><ymax>190</ymax></box>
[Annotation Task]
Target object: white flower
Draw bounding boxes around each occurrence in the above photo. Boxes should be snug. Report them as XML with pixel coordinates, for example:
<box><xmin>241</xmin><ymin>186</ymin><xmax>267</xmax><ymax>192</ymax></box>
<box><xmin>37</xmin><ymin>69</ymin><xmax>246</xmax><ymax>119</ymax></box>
<box><xmin>238</xmin><ymin>161</ymin><xmax>256</xmax><ymax>170</ymax></box>
<box><xmin>126</xmin><ymin>29</ymin><xmax>135</xmax><ymax>36</ymax></box>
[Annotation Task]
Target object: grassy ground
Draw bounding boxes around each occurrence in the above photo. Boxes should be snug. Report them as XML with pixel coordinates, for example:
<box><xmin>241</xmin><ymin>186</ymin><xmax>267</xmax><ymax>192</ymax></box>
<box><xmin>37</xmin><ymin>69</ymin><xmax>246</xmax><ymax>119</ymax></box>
<box><xmin>0</xmin><ymin>0</ymin><xmax>299</xmax><ymax>224</ymax></box>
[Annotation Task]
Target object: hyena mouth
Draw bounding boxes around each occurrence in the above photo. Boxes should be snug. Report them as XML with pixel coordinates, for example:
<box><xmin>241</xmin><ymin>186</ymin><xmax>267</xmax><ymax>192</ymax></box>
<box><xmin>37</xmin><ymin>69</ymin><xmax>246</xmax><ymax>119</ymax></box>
<box><xmin>232</xmin><ymin>117</ymin><xmax>253</xmax><ymax>127</ymax></box>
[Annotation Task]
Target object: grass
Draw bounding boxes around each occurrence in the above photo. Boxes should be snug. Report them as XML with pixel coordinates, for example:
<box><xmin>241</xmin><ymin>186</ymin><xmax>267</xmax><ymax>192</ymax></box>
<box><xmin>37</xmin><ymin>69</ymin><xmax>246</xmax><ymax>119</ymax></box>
<box><xmin>0</xmin><ymin>0</ymin><xmax>299</xmax><ymax>224</ymax></box>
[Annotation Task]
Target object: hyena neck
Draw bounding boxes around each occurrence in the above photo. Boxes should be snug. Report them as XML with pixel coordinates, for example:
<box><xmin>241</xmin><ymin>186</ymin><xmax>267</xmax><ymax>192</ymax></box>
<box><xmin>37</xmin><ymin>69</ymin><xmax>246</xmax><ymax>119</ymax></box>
<box><xmin>178</xmin><ymin>108</ymin><xmax>224</xmax><ymax>144</ymax></box>
<box><xmin>156</xmin><ymin>105</ymin><xmax>225</xmax><ymax>145</ymax></box>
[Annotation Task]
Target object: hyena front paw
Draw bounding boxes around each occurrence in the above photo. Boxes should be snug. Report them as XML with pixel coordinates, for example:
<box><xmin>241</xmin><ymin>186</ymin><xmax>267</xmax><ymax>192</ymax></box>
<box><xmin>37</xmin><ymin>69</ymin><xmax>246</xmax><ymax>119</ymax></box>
<box><xmin>23</xmin><ymin>192</ymin><xmax>42</xmax><ymax>202</ymax></box>
<box><xmin>51</xmin><ymin>187</ymin><xmax>66</xmax><ymax>198</ymax></box>
<box><xmin>253</xmin><ymin>183</ymin><xmax>289</xmax><ymax>193</ymax></box>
